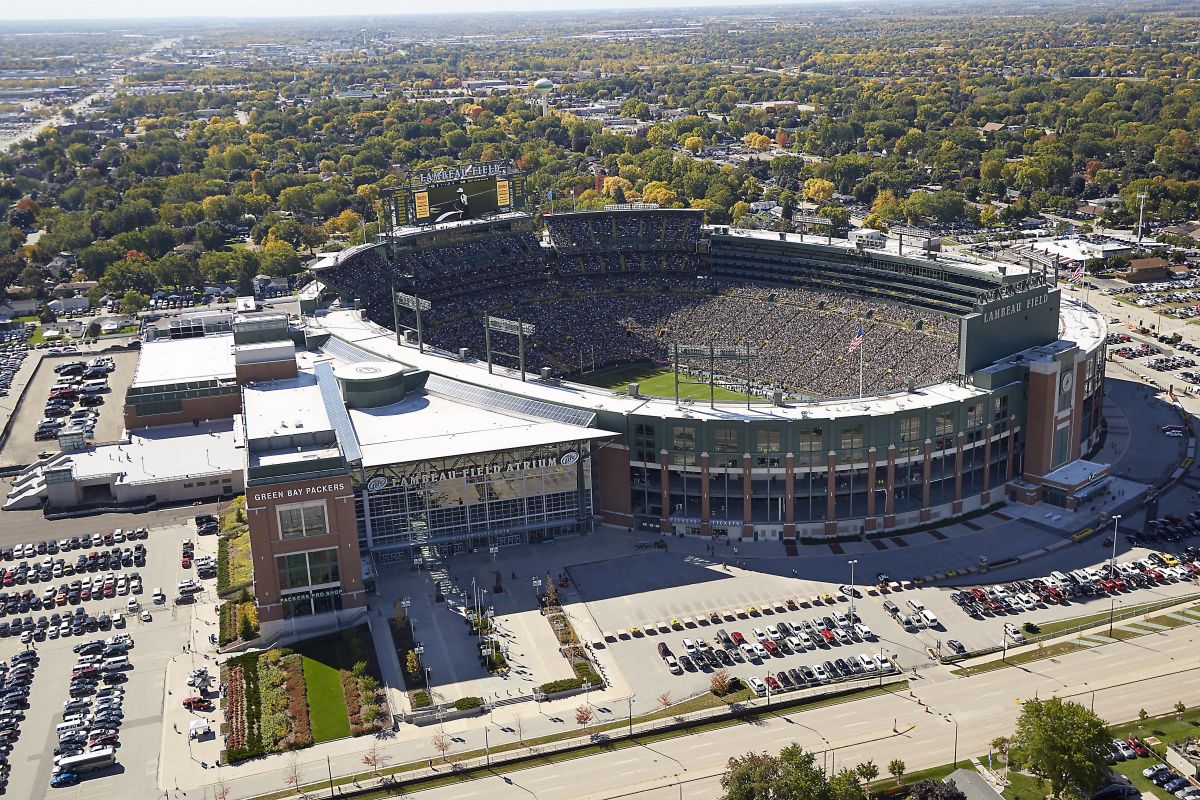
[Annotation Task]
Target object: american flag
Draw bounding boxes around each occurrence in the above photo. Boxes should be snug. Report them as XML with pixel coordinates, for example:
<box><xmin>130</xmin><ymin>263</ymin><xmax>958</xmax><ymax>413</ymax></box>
<box><xmin>1070</xmin><ymin>265</ymin><xmax>1085</xmax><ymax>282</ymax></box>
<box><xmin>847</xmin><ymin>323</ymin><xmax>864</xmax><ymax>355</ymax></box>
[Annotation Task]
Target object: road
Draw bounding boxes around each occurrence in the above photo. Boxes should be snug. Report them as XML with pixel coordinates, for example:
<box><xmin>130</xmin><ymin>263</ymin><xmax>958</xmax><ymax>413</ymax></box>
<box><xmin>405</xmin><ymin>620</ymin><xmax>1200</xmax><ymax>800</ymax></box>
<box><xmin>0</xmin><ymin>38</ymin><xmax>178</xmax><ymax>154</ymax></box>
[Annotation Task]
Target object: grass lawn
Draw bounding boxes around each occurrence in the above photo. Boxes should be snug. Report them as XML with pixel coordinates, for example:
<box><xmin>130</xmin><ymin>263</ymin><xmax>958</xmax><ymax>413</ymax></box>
<box><xmin>575</xmin><ymin>362</ymin><xmax>756</xmax><ymax>402</ymax></box>
<box><xmin>1032</xmin><ymin>593</ymin><xmax>1200</xmax><ymax>638</ymax></box>
<box><xmin>301</xmin><ymin>655</ymin><xmax>350</xmax><ymax>742</ymax></box>
<box><xmin>952</xmin><ymin>641</ymin><xmax>1085</xmax><ymax>676</ymax></box>
<box><xmin>1003</xmin><ymin>771</ymin><xmax>1047</xmax><ymax>800</ymax></box>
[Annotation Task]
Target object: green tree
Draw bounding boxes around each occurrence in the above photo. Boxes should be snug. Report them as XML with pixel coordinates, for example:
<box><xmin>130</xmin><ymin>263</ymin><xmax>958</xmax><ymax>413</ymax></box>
<box><xmin>259</xmin><ymin>240</ymin><xmax>301</xmax><ymax>276</ymax></box>
<box><xmin>887</xmin><ymin>759</ymin><xmax>905</xmax><ymax>786</ymax></box>
<box><xmin>120</xmin><ymin>290</ymin><xmax>148</xmax><ymax>316</ymax></box>
<box><xmin>909</xmin><ymin>780</ymin><xmax>967</xmax><ymax>800</ymax></box>
<box><xmin>1008</xmin><ymin>697</ymin><xmax>1110</xmax><ymax>800</ymax></box>
<box><xmin>406</xmin><ymin>650</ymin><xmax>421</xmax><ymax>681</ymax></box>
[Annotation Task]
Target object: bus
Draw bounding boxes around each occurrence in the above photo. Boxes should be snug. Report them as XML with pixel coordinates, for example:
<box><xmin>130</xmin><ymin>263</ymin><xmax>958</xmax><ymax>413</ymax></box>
<box><xmin>54</xmin><ymin>747</ymin><xmax>116</xmax><ymax>773</ymax></box>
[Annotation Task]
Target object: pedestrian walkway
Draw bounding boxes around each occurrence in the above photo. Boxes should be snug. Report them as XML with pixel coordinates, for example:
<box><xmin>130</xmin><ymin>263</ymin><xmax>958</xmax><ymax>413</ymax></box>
<box><xmin>1077</xmin><ymin>634</ymin><xmax>1119</xmax><ymax>645</ymax></box>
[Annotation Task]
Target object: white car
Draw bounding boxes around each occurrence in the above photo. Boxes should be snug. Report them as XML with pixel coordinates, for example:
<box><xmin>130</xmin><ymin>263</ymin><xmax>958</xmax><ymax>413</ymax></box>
<box><xmin>140</xmin><ymin>610</ymin><xmax>151</xmax><ymax>622</ymax></box>
<box><xmin>740</xmin><ymin>643</ymin><xmax>759</xmax><ymax>662</ymax></box>
<box><xmin>766</xmin><ymin>625</ymin><xmax>782</xmax><ymax>641</ymax></box>
<box><xmin>854</xmin><ymin>623</ymin><xmax>875</xmax><ymax>640</ymax></box>
<box><xmin>785</xmin><ymin>636</ymin><xmax>806</xmax><ymax>652</ymax></box>
<box><xmin>747</xmin><ymin>677</ymin><xmax>767</xmax><ymax>696</ymax></box>
<box><xmin>857</xmin><ymin>653</ymin><xmax>878</xmax><ymax>672</ymax></box>
<box><xmin>664</xmin><ymin>655</ymin><xmax>681</xmax><ymax>674</ymax></box>
<box><xmin>753</xmin><ymin>642</ymin><xmax>769</xmax><ymax>659</ymax></box>
<box><xmin>752</xmin><ymin>627</ymin><xmax>768</xmax><ymax>642</ymax></box>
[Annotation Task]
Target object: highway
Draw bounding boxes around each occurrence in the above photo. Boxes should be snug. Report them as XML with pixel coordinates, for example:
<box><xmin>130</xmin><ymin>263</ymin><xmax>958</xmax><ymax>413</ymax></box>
<box><xmin>0</xmin><ymin>38</ymin><xmax>177</xmax><ymax>154</ymax></box>
<box><xmin>402</xmin><ymin>620</ymin><xmax>1200</xmax><ymax>800</ymax></box>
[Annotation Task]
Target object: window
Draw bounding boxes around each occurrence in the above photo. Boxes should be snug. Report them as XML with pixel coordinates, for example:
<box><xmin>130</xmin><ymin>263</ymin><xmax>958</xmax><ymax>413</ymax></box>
<box><xmin>993</xmin><ymin>395</ymin><xmax>1009</xmax><ymax>421</ymax></box>
<box><xmin>672</xmin><ymin>426</ymin><xmax>696</xmax><ymax>451</ymax></box>
<box><xmin>276</xmin><ymin>548</ymin><xmax>340</xmax><ymax>592</ymax></box>
<box><xmin>714</xmin><ymin>426</ymin><xmax>739</xmax><ymax>453</ymax></box>
<box><xmin>934</xmin><ymin>412</ymin><xmax>954</xmax><ymax>437</ymax></box>
<box><xmin>278</xmin><ymin>502</ymin><xmax>329</xmax><ymax>540</ymax></box>
<box><xmin>633</xmin><ymin>422</ymin><xmax>657</xmax><ymax>462</ymax></box>
<box><xmin>756</xmin><ymin>429</ymin><xmax>781</xmax><ymax>453</ymax></box>
<box><xmin>899</xmin><ymin>417</ymin><xmax>920</xmax><ymax>443</ymax></box>
<box><xmin>966</xmin><ymin>404</ymin><xmax>984</xmax><ymax>430</ymax></box>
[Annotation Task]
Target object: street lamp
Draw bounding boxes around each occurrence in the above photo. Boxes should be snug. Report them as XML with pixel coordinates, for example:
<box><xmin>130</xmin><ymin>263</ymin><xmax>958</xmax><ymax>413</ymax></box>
<box><xmin>847</xmin><ymin>559</ymin><xmax>858</xmax><ymax>622</ymax></box>
<box><xmin>1108</xmin><ymin>515</ymin><xmax>1121</xmax><ymax>637</ymax></box>
<box><xmin>627</xmin><ymin>694</ymin><xmax>636</xmax><ymax>736</ymax></box>
<box><xmin>945</xmin><ymin>713</ymin><xmax>959</xmax><ymax>765</ymax></box>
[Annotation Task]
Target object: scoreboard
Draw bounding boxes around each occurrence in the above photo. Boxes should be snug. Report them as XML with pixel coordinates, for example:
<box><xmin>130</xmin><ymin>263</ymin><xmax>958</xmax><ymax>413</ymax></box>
<box><xmin>385</xmin><ymin>161</ymin><xmax>526</xmax><ymax>229</ymax></box>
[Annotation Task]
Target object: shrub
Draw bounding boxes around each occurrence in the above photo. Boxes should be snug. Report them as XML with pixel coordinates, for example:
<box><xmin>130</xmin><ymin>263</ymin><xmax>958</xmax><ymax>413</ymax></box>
<box><xmin>539</xmin><ymin>678</ymin><xmax>584</xmax><ymax>694</ymax></box>
<box><xmin>453</xmin><ymin>696</ymin><xmax>484</xmax><ymax>711</ymax></box>
<box><xmin>411</xmin><ymin>691</ymin><xmax>432</xmax><ymax>709</ymax></box>
<box><xmin>361</xmin><ymin>705</ymin><xmax>379</xmax><ymax>724</ymax></box>
<box><xmin>572</xmin><ymin>661</ymin><xmax>602</xmax><ymax>686</ymax></box>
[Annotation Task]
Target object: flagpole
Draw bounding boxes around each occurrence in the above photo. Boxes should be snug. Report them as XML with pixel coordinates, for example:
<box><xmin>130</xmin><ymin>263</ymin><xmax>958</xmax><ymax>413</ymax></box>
<box><xmin>858</xmin><ymin>335</ymin><xmax>863</xmax><ymax>399</ymax></box>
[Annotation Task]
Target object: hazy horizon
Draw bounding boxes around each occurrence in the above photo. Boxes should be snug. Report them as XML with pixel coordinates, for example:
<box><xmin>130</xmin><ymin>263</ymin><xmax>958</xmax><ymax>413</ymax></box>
<box><xmin>1</xmin><ymin>0</ymin><xmax>843</xmax><ymax>23</ymax></box>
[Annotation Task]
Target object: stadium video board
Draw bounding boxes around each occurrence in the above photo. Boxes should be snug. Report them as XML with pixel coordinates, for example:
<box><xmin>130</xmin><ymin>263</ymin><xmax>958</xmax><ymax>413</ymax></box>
<box><xmin>404</xmin><ymin>161</ymin><xmax>525</xmax><ymax>225</ymax></box>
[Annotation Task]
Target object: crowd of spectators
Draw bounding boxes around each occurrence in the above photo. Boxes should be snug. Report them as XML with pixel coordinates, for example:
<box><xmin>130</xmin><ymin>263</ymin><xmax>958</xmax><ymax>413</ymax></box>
<box><xmin>545</xmin><ymin>211</ymin><xmax>702</xmax><ymax>254</ymax></box>
<box><xmin>317</xmin><ymin>216</ymin><xmax>958</xmax><ymax>399</ymax></box>
<box><xmin>422</xmin><ymin>274</ymin><xmax>959</xmax><ymax>399</ymax></box>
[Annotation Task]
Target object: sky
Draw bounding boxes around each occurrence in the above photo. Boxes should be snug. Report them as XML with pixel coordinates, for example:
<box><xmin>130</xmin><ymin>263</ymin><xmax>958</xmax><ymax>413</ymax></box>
<box><xmin>1</xmin><ymin>0</ymin><xmax>818</xmax><ymax>22</ymax></box>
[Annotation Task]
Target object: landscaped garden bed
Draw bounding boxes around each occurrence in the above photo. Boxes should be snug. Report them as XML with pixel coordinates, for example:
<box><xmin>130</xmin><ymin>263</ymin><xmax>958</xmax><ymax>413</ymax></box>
<box><xmin>221</xmin><ymin>625</ymin><xmax>386</xmax><ymax>762</ymax></box>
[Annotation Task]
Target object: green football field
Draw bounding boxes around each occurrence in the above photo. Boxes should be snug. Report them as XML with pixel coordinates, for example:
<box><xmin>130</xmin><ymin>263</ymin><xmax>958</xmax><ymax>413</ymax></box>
<box><xmin>575</xmin><ymin>363</ymin><xmax>756</xmax><ymax>402</ymax></box>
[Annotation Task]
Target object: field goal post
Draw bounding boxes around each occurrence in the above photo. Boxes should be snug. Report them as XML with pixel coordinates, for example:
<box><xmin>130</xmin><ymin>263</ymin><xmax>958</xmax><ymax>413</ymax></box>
<box><xmin>484</xmin><ymin>315</ymin><xmax>536</xmax><ymax>381</ymax></box>
<box><xmin>672</xmin><ymin>342</ymin><xmax>756</xmax><ymax>409</ymax></box>
<box><xmin>392</xmin><ymin>286</ymin><xmax>431</xmax><ymax>352</ymax></box>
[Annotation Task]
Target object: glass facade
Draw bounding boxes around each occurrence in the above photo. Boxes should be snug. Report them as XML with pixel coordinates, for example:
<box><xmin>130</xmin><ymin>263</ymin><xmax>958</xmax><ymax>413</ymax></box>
<box><xmin>277</xmin><ymin>548</ymin><xmax>344</xmax><ymax>617</ymax></box>
<box><xmin>358</xmin><ymin>445</ymin><xmax>591</xmax><ymax>557</ymax></box>
<box><xmin>624</xmin><ymin>381</ymin><xmax>1038</xmax><ymax>533</ymax></box>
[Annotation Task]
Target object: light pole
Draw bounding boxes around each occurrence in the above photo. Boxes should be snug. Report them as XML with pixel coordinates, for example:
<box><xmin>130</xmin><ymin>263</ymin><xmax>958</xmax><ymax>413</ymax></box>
<box><xmin>627</xmin><ymin>694</ymin><xmax>636</xmax><ymax>736</ymax></box>
<box><xmin>847</xmin><ymin>559</ymin><xmax>858</xmax><ymax>622</ymax></box>
<box><xmin>1001</xmin><ymin>627</ymin><xmax>1009</xmax><ymax>662</ymax></box>
<box><xmin>946</xmin><ymin>713</ymin><xmax>959</xmax><ymax>765</ymax></box>
<box><xmin>484</xmin><ymin>724</ymin><xmax>490</xmax><ymax>766</ymax></box>
<box><xmin>1108</xmin><ymin>515</ymin><xmax>1121</xmax><ymax>637</ymax></box>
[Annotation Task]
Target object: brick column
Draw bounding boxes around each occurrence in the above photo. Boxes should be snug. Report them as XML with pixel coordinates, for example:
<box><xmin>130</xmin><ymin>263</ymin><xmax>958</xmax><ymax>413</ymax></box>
<box><xmin>865</xmin><ymin>447</ymin><xmax>878</xmax><ymax>531</ymax></box>
<box><xmin>1006</xmin><ymin>416</ymin><xmax>1016</xmax><ymax>481</ymax></box>
<box><xmin>659</xmin><ymin>449</ymin><xmax>671</xmax><ymax>534</ymax></box>
<box><xmin>784</xmin><ymin>453</ymin><xmax>795</xmax><ymax>538</ymax></box>
<box><xmin>952</xmin><ymin>432</ymin><xmax>965</xmax><ymax>514</ymax></box>
<box><xmin>920</xmin><ymin>439</ymin><xmax>932</xmax><ymax>522</ymax></box>
<box><xmin>700</xmin><ymin>452</ymin><xmax>711</xmax><ymax>536</ymax></box>
<box><xmin>885</xmin><ymin>445</ymin><xmax>897</xmax><ymax>528</ymax></box>
<box><xmin>741</xmin><ymin>453</ymin><xmax>753</xmax><ymax>539</ymax></box>
<box><xmin>825</xmin><ymin>451</ymin><xmax>837</xmax><ymax>535</ymax></box>
<box><xmin>981</xmin><ymin>424</ymin><xmax>994</xmax><ymax>504</ymax></box>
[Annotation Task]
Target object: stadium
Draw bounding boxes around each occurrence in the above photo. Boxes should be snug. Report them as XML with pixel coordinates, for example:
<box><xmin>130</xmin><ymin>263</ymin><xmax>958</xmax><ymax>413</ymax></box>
<box><xmin>297</xmin><ymin>162</ymin><xmax>1105</xmax><ymax>564</ymax></box>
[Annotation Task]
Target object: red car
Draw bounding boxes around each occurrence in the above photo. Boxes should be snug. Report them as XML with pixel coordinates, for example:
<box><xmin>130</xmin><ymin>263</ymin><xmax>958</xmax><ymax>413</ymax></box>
<box><xmin>181</xmin><ymin>556</ymin><xmax>191</xmax><ymax>568</ymax></box>
<box><xmin>71</xmin><ymin>667</ymin><xmax>98</xmax><ymax>679</ymax></box>
<box><xmin>89</xmin><ymin>733</ymin><xmax>119</xmax><ymax>747</ymax></box>
<box><xmin>764</xmin><ymin>675</ymin><xmax>781</xmax><ymax>691</ymax></box>
<box><xmin>1126</xmin><ymin>737</ymin><xmax>1149</xmax><ymax>758</ymax></box>
<box><xmin>821</xmin><ymin>629</ymin><xmax>835</xmax><ymax>643</ymax></box>
<box><xmin>182</xmin><ymin>696</ymin><xmax>212</xmax><ymax>711</ymax></box>
<box><xmin>763</xmin><ymin>640</ymin><xmax>780</xmax><ymax>656</ymax></box>
<box><xmin>730</xmin><ymin>631</ymin><xmax>746</xmax><ymax>645</ymax></box>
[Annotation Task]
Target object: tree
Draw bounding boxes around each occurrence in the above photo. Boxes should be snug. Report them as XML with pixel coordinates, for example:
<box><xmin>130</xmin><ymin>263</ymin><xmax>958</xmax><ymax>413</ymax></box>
<box><xmin>1176</xmin><ymin>701</ymin><xmax>1186</xmax><ymax>717</ymax></box>
<box><xmin>282</xmin><ymin>751</ymin><xmax>303</xmax><ymax>794</ymax></box>
<box><xmin>856</xmin><ymin>760</ymin><xmax>879</xmax><ymax>785</ymax></box>
<box><xmin>909</xmin><ymin>779</ymin><xmax>967</xmax><ymax>800</ymax></box>
<box><xmin>361</xmin><ymin>739</ymin><xmax>383</xmax><ymax>777</ymax></box>
<box><xmin>1008</xmin><ymin>697</ymin><xmax>1110</xmax><ymax>800</ymax></box>
<box><xmin>406</xmin><ymin>650</ymin><xmax>421</xmax><ymax>681</ymax></box>
<box><xmin>575</xmin><ymin>705</ymin><xmax>594</xmax><ymax>726</ymax></box>
<box><xmin>658</xmin><ymin>692</ymin><xmax>672</xmax><ymax>711</ymax></box>
<box><xmin>710</xmin><ymin>668</ymin><xmax>732</xmax><ymax>696</ymax></box>
<box><xmin>683</xmin><ymin>136</ymin><xmax>704</xmax><ymax>153</ymax></box>
<box><xmin>803</xmin><ymin>178</ymin><xmax>836</xmax><ymax>203</ymax></box>
<box><xmin>260</xmin><ymin>240</ymin><xmax>301</xmax><ymax>276</ymax></box>
<box><xmin>431</xmin><ymin>733</ymin><xmax>452</xmax><ymax>762</ymax></box>
<box><xmin>887</xmin><ymin>759</ymin><xmax>905</xmax><ymax>786</ymax></box>
<box><xmin>213</xmin><ymin>780</ymin><xmax>231</xmax><ymax>800</ymax></box>
<box><xmin>120</xmin><ymin>290</ymin><xmax>148</xmax><ymax>317</ymax></box>
<box><xmin>722</xmin><ymin>746</ymin><xmax>828</xmax><ymax>800</ymax></box>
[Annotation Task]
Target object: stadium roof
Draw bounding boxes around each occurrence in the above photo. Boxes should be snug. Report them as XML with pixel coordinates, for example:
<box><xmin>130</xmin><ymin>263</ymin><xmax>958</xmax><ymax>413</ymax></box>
<box><xmin>348</xmin><ymin>392</ymin><xmax>613</xmax><ymax>468</ymax></box>
<box><xmin>67</xmin><ymin>421</ymin><xmax>240</xmax><ymax>484</ymax></box>
<box><xmin>313</xmin><ymin>309</ymin><xmax>990</xmax><ymax>421</ymax></box>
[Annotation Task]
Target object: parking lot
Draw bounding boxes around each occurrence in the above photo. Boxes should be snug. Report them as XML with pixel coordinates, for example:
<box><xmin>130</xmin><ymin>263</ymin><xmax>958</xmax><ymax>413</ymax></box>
<box><xmin>573</xmin><ymin>542</ymin><xmax>1200</xmax><ymax>709</ymax></box>
<box><xmin>0</xmin><ymin>521</ymin><xmax>207</xmax><ymax>799</ymax></box>
<box><xmin>0</xmin><ymin>349</ymin><xmax>138</xmax><ymax>467</ymax></box>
